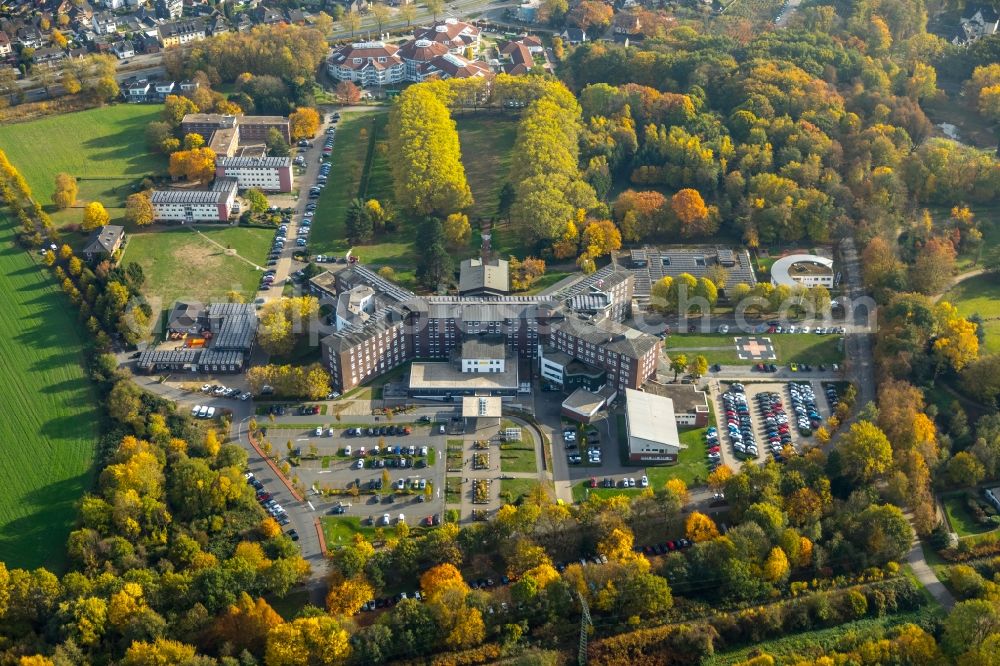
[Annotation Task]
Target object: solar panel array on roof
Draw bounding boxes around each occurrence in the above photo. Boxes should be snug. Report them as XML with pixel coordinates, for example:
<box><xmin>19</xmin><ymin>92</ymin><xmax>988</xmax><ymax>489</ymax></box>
<box><xmin>137</xmin><ymin>349</ymin><xmax>201</xmax><ymax>368</ymax></box>
<box><xmin>213</xmin><ymin>313</ymin><xmax>256</xmax><ymax>351</ymax></box>
<box><xmin>199</xmin><ymin>349</ymin><xmax>245</xmax><ymax>368</ymax></box>
<box><xmin>629</xmin><ymin>246</ymin><xmax>757</xmax><ymax>302</ymax></box>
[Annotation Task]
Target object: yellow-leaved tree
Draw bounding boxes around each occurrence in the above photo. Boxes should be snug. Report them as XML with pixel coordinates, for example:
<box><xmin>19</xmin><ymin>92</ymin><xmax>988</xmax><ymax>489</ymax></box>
<box><xmin>388</xmin><ymin>84</ymin><xmax>473</xmax><ymax>216</ymax></box>
<box><xmin>685</xmin><ymin>511</ymin><xmax>720</xmax><ymax>543</ymax></box>
<box><xmin>82</xmin><ymin>201</ymin><xmax>110</xmax><ymax>231</ymax></box>
<box><xmin>290</xmin><ymin>107</ymin><xmax>321</xmax><ymax>141</ymax></box>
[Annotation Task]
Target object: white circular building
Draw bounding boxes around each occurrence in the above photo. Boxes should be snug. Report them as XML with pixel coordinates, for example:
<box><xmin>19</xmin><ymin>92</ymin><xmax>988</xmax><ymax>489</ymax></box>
<box><xmin>770</xmin><ymin>254</ymin><xmax>835</xmax><ymax>288</ymax></box>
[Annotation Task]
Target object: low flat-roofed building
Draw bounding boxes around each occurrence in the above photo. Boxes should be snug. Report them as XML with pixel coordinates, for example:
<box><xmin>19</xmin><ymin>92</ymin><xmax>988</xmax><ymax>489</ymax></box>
<box><xmin>770</xmin><ymin>253</ymin><xmax>835</xmax><ymax>289</ymax></box>
<box><xmin>642</xmin><ymin>382</ymin><xmax>709</xmax><ymax>427</ymax></box>
<box><xmin>462</xmin><ymin>395</ymin><xmax>502</xmax><ymax>431</ymax></box>
<box><xmin>624</xmin><ymin>388</ymin><xmax>684</xmax><ymax>463</ymax></box>
<box><xmin>335</xmin><ymin>285</ymin><xmax>376</xmax><ymax>331</ymax></box>
<box><xmin>561</xmin><ymin>385</ymin><xmax>617</xmax><ymax>424</ymax></box>
<box><xmin>460</xmin><ymin>335</ymin><xmax>507</xmax><ymax>373</ymax></box>
<box><xmin>308</xmin><ymin>270</ymin><xmax>338</xmax><ymax>300</ymax></box>
<box><xmin>408</xmin><ymin>360</ymin><xmax>519</xmax><ymax>397</ymax></box>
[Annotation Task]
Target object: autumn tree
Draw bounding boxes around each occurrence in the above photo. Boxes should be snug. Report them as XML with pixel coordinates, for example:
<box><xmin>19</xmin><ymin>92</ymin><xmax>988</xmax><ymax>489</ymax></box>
<box><xmin>168</xmin><ymin>147</ymin><xmax>217</xmax><ymax>183</ymax></box>
<box><xmin>838</xmin><ymin>421</ymin><xmax>893</xmax><ymax>484</ymax></box>
<box><xmin>326</xmin><ymin>573</ymin><xmax>374</xmax><ymax>616</ymax></box>
<box><xmin>685</xmin><ymin>511</ymin><xmax>720</xmax><ymax>542</ymax></box>
<box><xmin>388</xmin><ymin>84</ymin><xmax>472</xmax><ymax>216</ymax></box>
<box><xmin>208</xmin><ymin>593</ymin><xmax>284</xmax><ymax>655</ymax></box>
<box><xmin>909</xmin><ymin>237</ymin><xmax>956</xmax><ymax>295</ymax></box>
<box><xmin>442</xmin><ymin>212</ymin><xmax>471</xmax><ymax>249</ymax></box>
<box><xmin>52</xmin><ymin>173</ymin><xmax>78</xmax><ymax>210</ymax></box>
<box><xmin>125</xmin><ymin>191</ymin><xmax>154</xmax><ymax>226</ymax></box>
<box><xmin>244</xmin><ymin>188</ymin><xmax>269</xmax><ymax>215</ymax></box>
<box><xmin>568</xmin><ymin>0</ymin><xmax>614</xmax><ymax>30</ymax></box>
<box><xmin>420</xmin><ymin>563</ymin><xmax>469</xmax><ymax>601</ymax></box>
<box><xmin>671</xmin><ymin>188</ymin><xmax>717</xmax><ymax>237</ymax></box>
<box><xmin>265</xmin><ymin>616</ymin><xmax>351</xmax><ymax>665</ymax></box>
<box><xmin>509</xmin><ymin>256</ymin><xmax>546</xmax><ymax>292</ymax></box>
<box><xmin>581</xmin><ymin>219</ymin><xmax>622</xmax><ymax>258</ymax></box>
<box><xmin>335</xmin><ymin>80</ymin><xmax>361</xmax><ymax>105</ymax></box>
<box><xmin>162</xmin><ymin>94</ymin><xmax>199</xmax><ymax>126</ymax></box>
<box><xmin>670</xmin><ymin>354</ymin><xmax>688</xmax><ymax>381</ymax></box>
<box><xmin>763</xmin><ymin>547</ymin><xmax>790</xmax><ymax>583</ymax></box>
<box><xmin>289</xmin><ymin>107</ymin><xmax>321</xmax><ymax>141</ymax></box>
<box><xmin>183</xmin><ymin>132</ymin><xmax>205</xmax><ymax>150</ymax></box>
<box><xmin>82</xmin><ymin>201</ymin><xmax>110</xmax><ymax>231</ymax></box>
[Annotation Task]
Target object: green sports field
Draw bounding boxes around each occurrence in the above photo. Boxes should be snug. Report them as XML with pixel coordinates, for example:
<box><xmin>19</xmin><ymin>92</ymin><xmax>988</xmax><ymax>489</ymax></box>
<box><xmin>0</xmin><ymin>104</ymin><xmax>164</xmax><ymax>230</ymax></box>
<box><xmin>122</xmin><ymin>225</ymin><xmax>274</xmax><ymax>325</ymax></box>
<box><xmin>0</xmin><ymin>219</ymin><xmax>98</xmax><ymax>571</ymax></box>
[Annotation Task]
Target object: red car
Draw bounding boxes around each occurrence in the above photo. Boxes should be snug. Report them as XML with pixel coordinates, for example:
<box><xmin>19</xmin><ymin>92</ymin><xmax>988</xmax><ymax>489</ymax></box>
<box><xmin>590</xmin><ymin>476</ymin><xmax>598</xmax><ymax>488</ymax></box>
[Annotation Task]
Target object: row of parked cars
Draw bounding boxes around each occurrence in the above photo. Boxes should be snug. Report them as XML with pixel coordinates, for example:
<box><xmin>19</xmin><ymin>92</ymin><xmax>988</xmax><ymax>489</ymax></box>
<box><xmin>246</xmin><ymin>472</ymin><xmax>289</xmax><ymax>526</ymax></box>
<box><xmin>788</xmin><ymin>383</ymin><xmax>821</xmax><ymax>435</ymax></box>
<box><xmin>722</xmin><ymin>384</ymin><xmax>757</xmax><ymax>460</ymax></box>
<box><xmin>344</xmin><ymin>425</ymin><xmax>413</xmax><ymax>437</ymax></box>
<box><xmin>200</xmin><ymin>383</ymin><xmax>251</xmax><ymax>400</ymax></box>
<box><xmin>590</xmin><ymin>475</ymin><xmax>649</xmax><ymax>488</ymax></box>
<box><xmin>190</xmin><ymin>405</ymin><xmax>216</xmax><ymax>419</ymax></box>
<box><xmin>757</xmin><ymin>392</ymin><xmax>796</xmax><ymax>463</ymax></box>
<box><xmin>342</xmin><ymin>444</ymin><xmax>429</xmax><ymax>457</ymax></box>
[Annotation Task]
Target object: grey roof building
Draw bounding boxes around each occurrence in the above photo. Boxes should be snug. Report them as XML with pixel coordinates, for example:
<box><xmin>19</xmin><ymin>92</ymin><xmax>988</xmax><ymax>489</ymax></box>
<box><xmin>459</xmin><ymin>257</ymin><xmax>510</xmax><ymax>296</ymax></box>
<box><xmin>82</xmin><ymin>225</ymin><xmax>125</xmax><ymax>261</ymax></box>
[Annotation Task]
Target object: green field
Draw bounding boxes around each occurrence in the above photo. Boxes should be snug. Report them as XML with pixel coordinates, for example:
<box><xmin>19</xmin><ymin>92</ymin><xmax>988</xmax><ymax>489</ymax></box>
<box><xmin>499</xmin><ymin>478</ymin><xmax>542</xmax><ymax>505</ymax></box>
<box><xmin>500</xmin><ymin>420</ymin><xmax>537</xmax><ymax>474</ymax></box>
<box><xmin>943</xmin><ymin>273</ymin><xmax>1000</xmax><ymax>354</ymax></box>
<box><xmin>0</xmin><ymin>219</ymin><xmax>99</xmax><ymax>570</ymax></box>
<box><xmin>0</xmin><ymin>104</ymin><xmax>164</xmax><ymax>233</ymax></box>
<box><xmin>665</xmin><ymin>333</ymin><xmax>843</xmax><ymax>366</ymax></box>
<box><xmin>309</xmin><ymin>112</ymin><xmax>520</xmax><ymax>288</ymax></box>
<box><xmin>122</xmin><ymin>225</ymin><xmax>273</xmax><ymax>325</ymax></box>
<box><xmin>646</xmin><ymin>407</ymin><xmax>713</xmax><ymax>488</ymax></box>
<box><xmin>321</xmin><ymin>516</ymin><xmax>379</xmax><ymax>547</ymax></box>
<box><xmin>942</xmin><ymin>492</ymin><xmax>999</xmax><ymax>538</ymax></box>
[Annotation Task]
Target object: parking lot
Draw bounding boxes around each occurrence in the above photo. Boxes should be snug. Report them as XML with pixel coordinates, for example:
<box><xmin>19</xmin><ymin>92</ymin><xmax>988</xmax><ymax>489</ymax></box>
<box><xmin>711</xmin><ymin>380</ymin><xmax>833</xmax><ymax>468</ymax></box>
<box><xmin>263</xmin><ymin>422</ymin><xmax>449</xmax><ymax>530</ymax></box>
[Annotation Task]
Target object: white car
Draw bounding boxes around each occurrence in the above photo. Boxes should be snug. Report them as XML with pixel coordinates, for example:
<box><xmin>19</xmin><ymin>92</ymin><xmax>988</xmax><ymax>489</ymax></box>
<box><xmin>397</xmin><ymin>514</ymin><xmax>405</xmax><ymax>524</ymax></box>
<box><xmin>640</xmin><ymin>475</ymin><xmax>649</xmax><ymax>488</ymax></box>
<box><xmin>717</xmin><ymin>325</ymin><xmax>729</xmax><ymax>334</ymax></box>
<box><xmin>205</xmin><ymin>407</ymin><xmax>216</xmax><ymax>418</ymax></box>
<box><xmin>343</xmin><ymin>445</ymin><xmax>352</xmax><ymax>456</ymax></box>
<box><xmin>355</xmin><ymin>459</ymin><xmax>364</xmax><ymax>469</ymax></box>
<box><xmin>191</xmin><ymin>405</ymin><xmax>202</xmax><ymax>417</ymax></box>
<box><xmin>420</xmin><ymin>446</ymin><xmax>428</xmax><ymax>456</ymax></box>
<box><xmin>213</xmin><ymin>386</ymin><xmax>227</xmax><ymax>396</ymax></box>
<box><xmin>382</xmin><ymin>513</ymin><xmax>391</xmax><ymax>525</ymax></box>
<box><xmin>240</xmin><ymin>392</ymin><xmax>251</xmax><ymax>401</ymax></box>
<box><xmin>201</xmin><ymin>384</ymin><xmax>212</xmax><ymax>393</ymax></box>
<box><xmin>314</xmin><ymin>427</ymin><xmax>323</xmax><ymax>436</ymax></box>
<box><xmin>197</xmin><ymin>405</ymin><xmax>209</xmax><ymax>418</ymax></box>
<box><xmin>358</xmin><ymin>447</ymin><xmax>366</xmax><ymax>456</ymax></box>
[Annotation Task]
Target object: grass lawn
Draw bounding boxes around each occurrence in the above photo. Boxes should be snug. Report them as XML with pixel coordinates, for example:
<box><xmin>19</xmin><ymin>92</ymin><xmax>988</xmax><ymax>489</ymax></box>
<box><xmin>665</xmin><ymin>333</ymin><xmax>843</xmax><ymax>366</ymax></box>
<box><xmin>500</xmin><ymin>419</ymin><xmax>537</xmax><ymax>474</ymax></box>
<box><xmin>0</xmin><ymin>104</ymin><xmax>165</xmax><ymax>232</ymax></box>
<box><xmin>0</xmin><ymin>219</ymin><xmax>99</xmax><ymax>570</ymax></box>
<box><xmin>265</xmin><ymin>588</ymin><xmax>310</xmax><ymax>621</ymax></box>
<box><xmin>499</xmin><ymin>478</ymin><xmax>542</xmax><ymax>505</ymax></box>
<box><xmin>321</xmin><ymin>516</ymin><xmax>379</xmax><ymax>547</ymax></box>
<box><xmin>942</xmin><ymin>492</ymin><xmax>999</xmax><ymax>538</ymax></box>
<box><xmin>646</xmin><ymin>426</ymin><xmax>712</xmax><ymax>488</ymax></box>
<box><xmin>122</xmin><ymin>225</ymin><xmax>273</xmax><ymax>327</ymax></box>
<box><xmin>943</xmin><ymin>272</ymin><xmax>1000</xmax><ymax>354</ymax></box>
<box><xmin>446</xmin><ymin>476</ymin><xmax>461</xmax><ymax>503</ymax></box>
<box><xmin>455</xmin><ymin>116</ymin><xmax>517</xmax><ymax>223</ymax></box>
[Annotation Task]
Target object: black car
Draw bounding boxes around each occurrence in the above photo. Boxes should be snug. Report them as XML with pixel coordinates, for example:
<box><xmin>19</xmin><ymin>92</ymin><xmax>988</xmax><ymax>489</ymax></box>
<box><xmin>287</xmin><ymin>529</ymin><xmax>299</xmax><ymax>541</ymax></box>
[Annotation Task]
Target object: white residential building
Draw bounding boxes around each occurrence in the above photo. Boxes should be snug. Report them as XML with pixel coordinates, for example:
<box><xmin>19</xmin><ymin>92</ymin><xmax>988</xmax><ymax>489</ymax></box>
<box><xmin>151</xmin><ymin>178</ymin><xmax>238</xmax><ymax>223</ymax></box>
<box><xmin>215</xmin><ymin>156</ymin><xmax>293</xmax><ymax>192</ymax></box>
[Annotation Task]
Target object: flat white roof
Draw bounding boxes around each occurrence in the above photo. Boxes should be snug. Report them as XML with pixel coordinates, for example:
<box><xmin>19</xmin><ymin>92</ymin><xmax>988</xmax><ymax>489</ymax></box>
<box><xmin>770</xmin><ymin>253</ymin><xmax>834</xmax><ymax>287</ymax></box>
<box><xmin>625</xmin><ymin>388</ymin><xmax>682</xmax><ymax>448</ymax></box>
<box><xmin>462</xmin><ymin>396</ymin><xmax>502</xmax><ymax>418</ymax></box>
